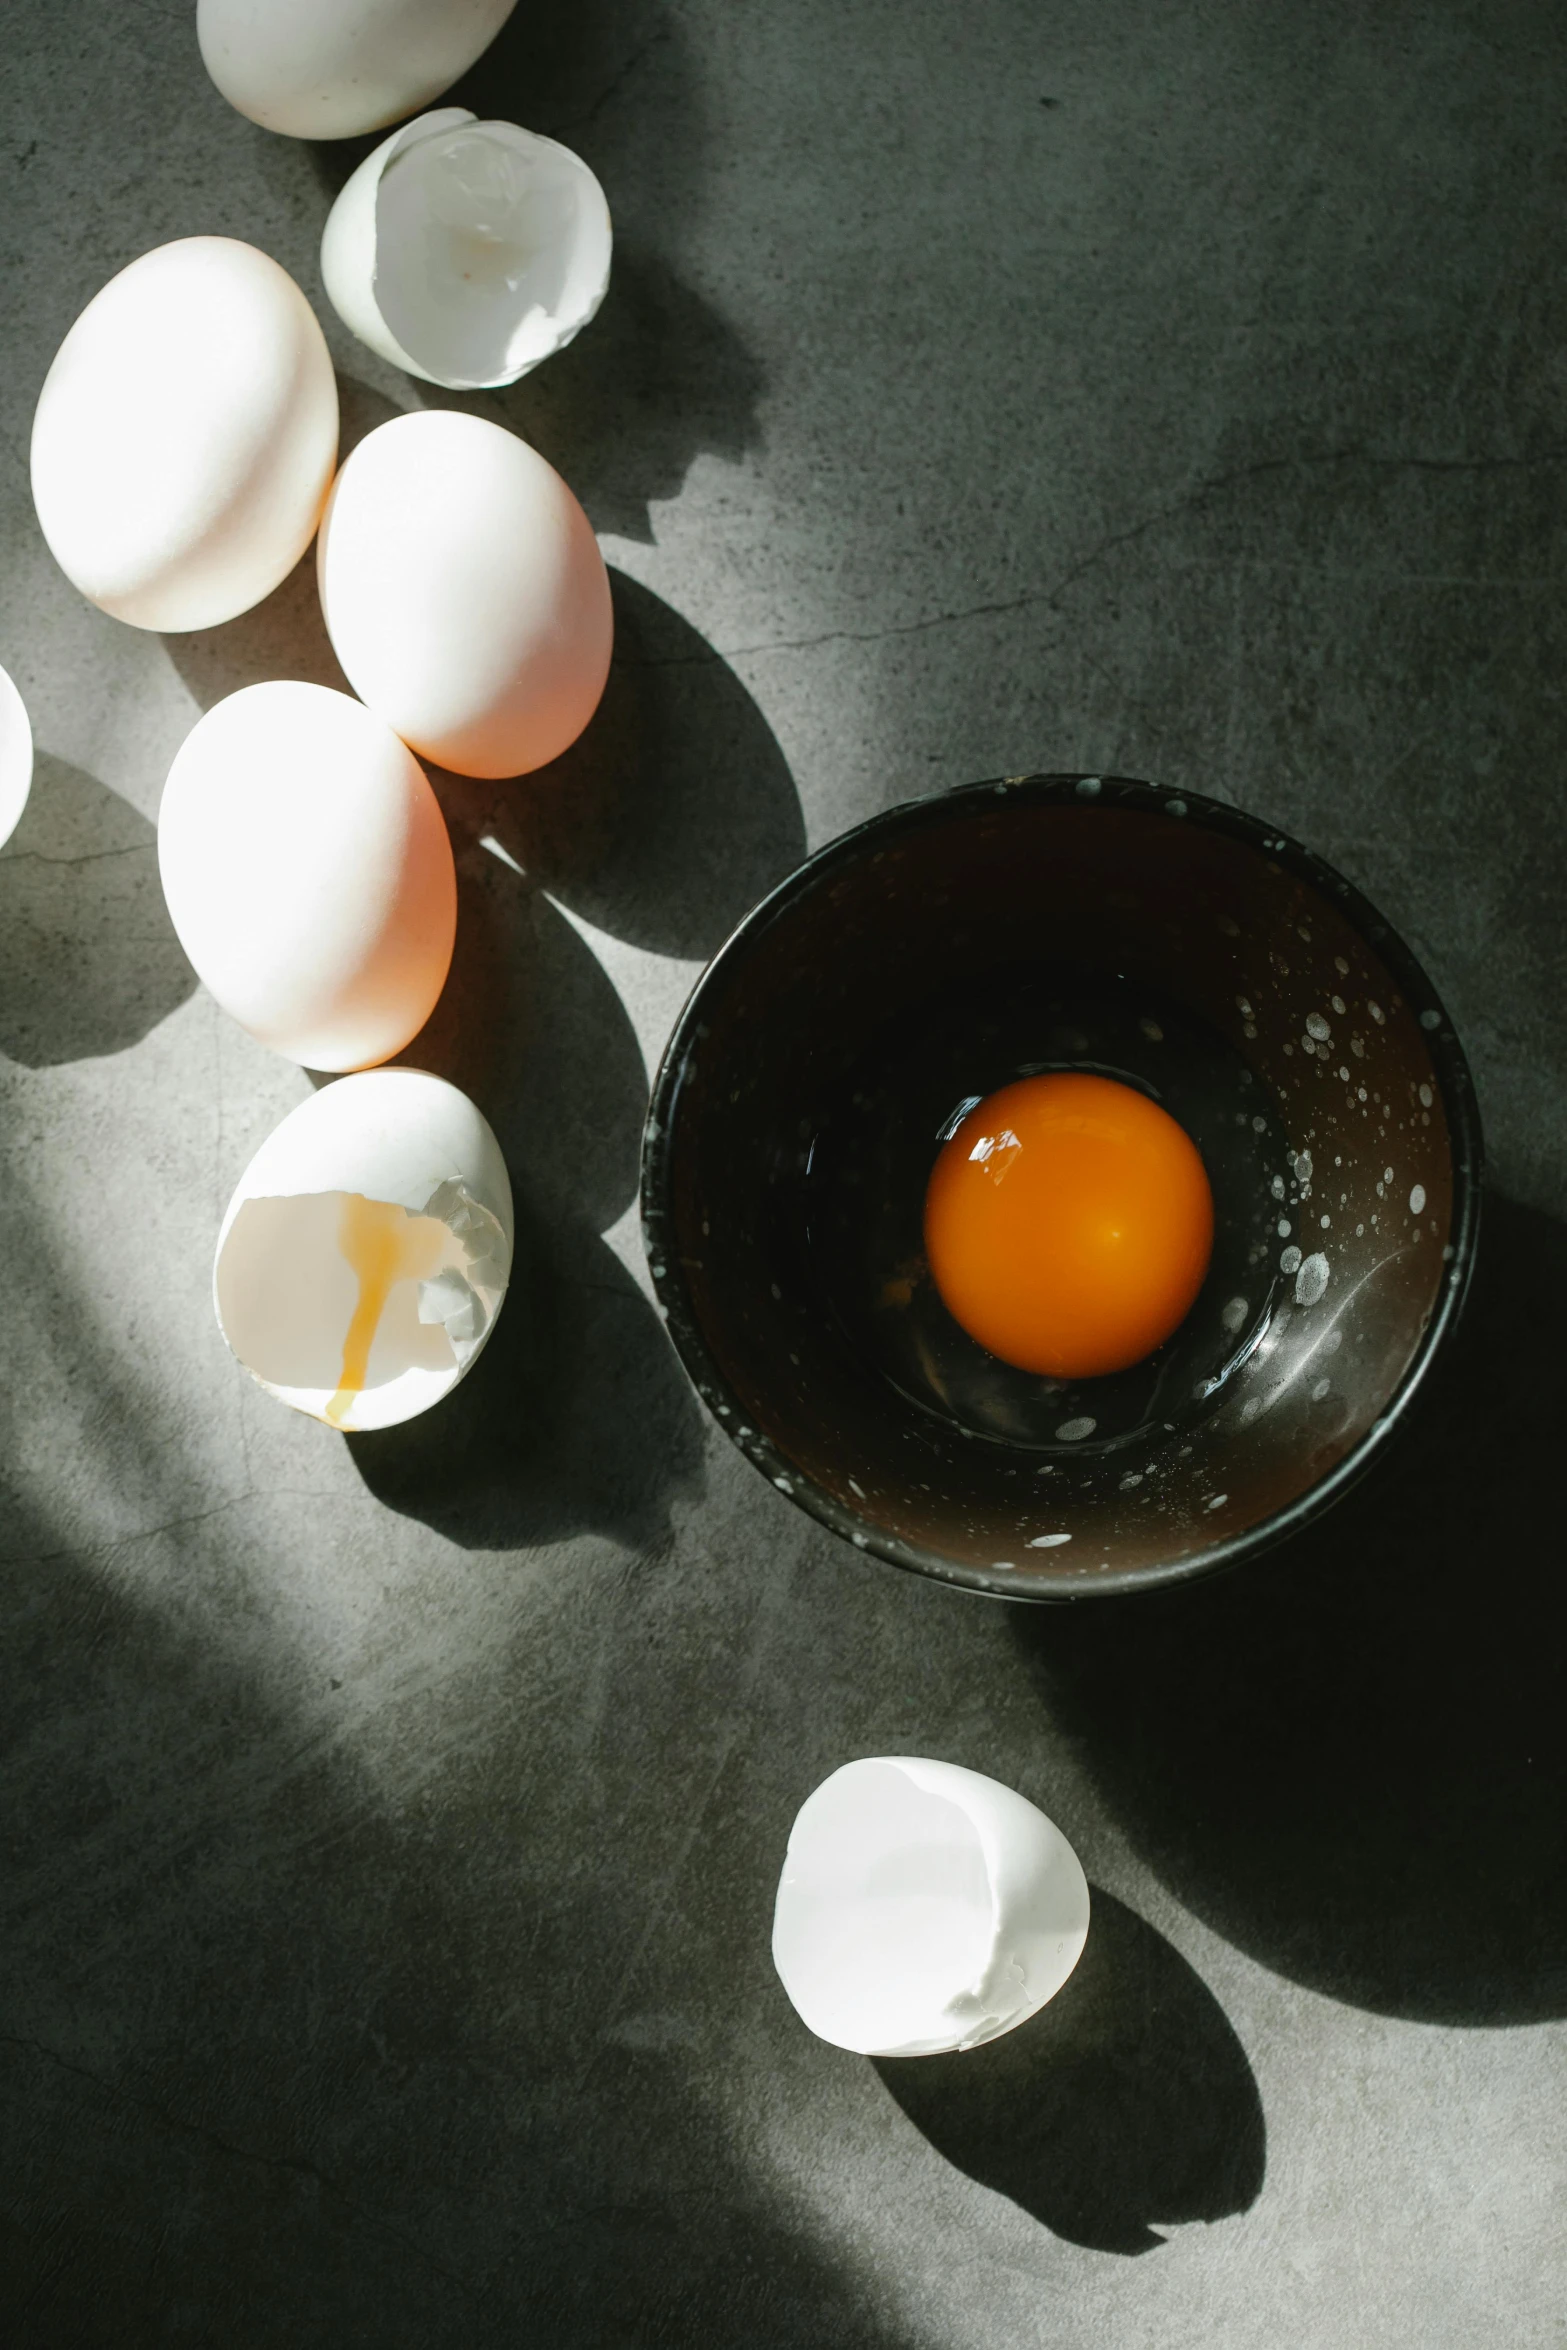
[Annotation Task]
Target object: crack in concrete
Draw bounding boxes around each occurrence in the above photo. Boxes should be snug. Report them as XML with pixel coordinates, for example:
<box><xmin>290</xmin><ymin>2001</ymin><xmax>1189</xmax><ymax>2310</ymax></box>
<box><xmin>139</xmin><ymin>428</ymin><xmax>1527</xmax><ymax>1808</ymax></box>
<box><xmin>0</xmin><ymin>1486</ymin><xmax>370</xmax><ymax>1577</ymax></box>
<box><xmin>0</xmin><ymin>2029</ymin><xmax>489</xmax><ymax>2308</ymax></box>
<box><xmin>1</xmin><ymin>843</ymin><xmax>153</xmax><ymax>870</ymax></box>
<box><xmin>632</xmin><ymin>441</ymin><xmax>1567</xmax><ymax>671</ymax></box>
<box><xmin>548</xmin><ymin>29</ymin><xmax>672</xmax><ymax>137</ymax></box>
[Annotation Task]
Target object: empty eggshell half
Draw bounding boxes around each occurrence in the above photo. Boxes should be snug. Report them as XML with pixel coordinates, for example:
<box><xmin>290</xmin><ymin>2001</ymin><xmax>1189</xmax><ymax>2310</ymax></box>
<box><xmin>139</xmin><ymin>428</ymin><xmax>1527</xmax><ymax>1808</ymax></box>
<box><xmin>30</xmin><ymin>238</ymin><xmax>338</xmax><ymax>632</ymax></box>
<box><xmin>317</xmin><ymin>410</ymin><xmax>612</xmax><ymax>777</ymax></box>
<box><xmin>198</xmin><ymin>0</ymin><xmax>518</xmax><ymax>140</ymax></box>
<box><xmin>772</xmin><ymin>1757</ymin><xmax>1090</xmax><ymax>2056</ymax></box>
<box><xmin>0</xmin><ymin>663</ymin><xmax>33</xmax><ymax>851</ymax></box>
<box><xmin>321</xmin><ymin>108</ymin><xmax>612</xmax><ymax>390</ymax></box>
<box><xmin>215</xmin><ymin>1068</ymin><xmax>513</xmax><ymax>1432</ymax></box>
<box><xmin>159</xmin><ymin>681</ymin><xmax>456</xmax><ymax>1071</ymax></box>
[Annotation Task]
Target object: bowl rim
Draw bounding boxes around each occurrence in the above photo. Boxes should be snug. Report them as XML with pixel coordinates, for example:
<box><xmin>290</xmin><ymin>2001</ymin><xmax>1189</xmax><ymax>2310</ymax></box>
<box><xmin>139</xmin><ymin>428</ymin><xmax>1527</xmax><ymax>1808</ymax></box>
<box><xmin>640</xmin><ymin>773</ymin><xmax>1486</xmax><ymax>1601</ymax></box>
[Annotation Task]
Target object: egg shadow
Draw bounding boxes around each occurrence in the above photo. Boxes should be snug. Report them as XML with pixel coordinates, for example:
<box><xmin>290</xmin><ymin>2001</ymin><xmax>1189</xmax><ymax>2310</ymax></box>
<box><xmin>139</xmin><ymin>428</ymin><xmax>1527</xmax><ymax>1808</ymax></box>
<box><xmin>479</xmin><ymin>244</ymin><xmax>766</xmax><ymax>547</ymax></box>
<box><xmin>347</xmin><ymin>818</ymin><xmax>706</xmax><ymax>1550</ymax></box>
<box><xmin>1016</xmin><ymin>1192</ymin><xmax>1567</xmax><ymax>2026</ymax></box>
<box><xmin>307</xmin><ymin>2</ymin><xmax>763</xmax><ymax>545</ymax></box>
<box><xmin>458</xmin><ymin>568</ymin><xmax>805</xmax><ymax>959</ymax></box>
<box><xmin>394</xmin><ymin>816</ymin><xmax>648</xmax><ymax>1232</ymax></box>
<box><xmin>160</xmin><ymin>536</ymin><xmax>801</xmax><ymax>967</ymax></box>
<box><xmin>155</xmin><ymin>511</ymin><xmax>794</xmax><ymax>1545</ymax></box>
<box><xmin>873</xmin><ymin>1890</ymin><xmax>1265</xmax><ymax>2255</ymax></box>
<box><xmin>0</xmin><ymin>755</ymin><xmax>197</xmax><ymax>1065</ymax></box>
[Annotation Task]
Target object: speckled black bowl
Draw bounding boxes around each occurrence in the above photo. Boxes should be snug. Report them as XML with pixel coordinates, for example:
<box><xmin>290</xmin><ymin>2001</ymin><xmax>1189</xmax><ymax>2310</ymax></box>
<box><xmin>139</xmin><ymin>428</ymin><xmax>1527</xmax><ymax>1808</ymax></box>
<box><xmin>640</xmin><ymin>776</ymin><xmax>1483</xmax><ymax>1598</ymax></box>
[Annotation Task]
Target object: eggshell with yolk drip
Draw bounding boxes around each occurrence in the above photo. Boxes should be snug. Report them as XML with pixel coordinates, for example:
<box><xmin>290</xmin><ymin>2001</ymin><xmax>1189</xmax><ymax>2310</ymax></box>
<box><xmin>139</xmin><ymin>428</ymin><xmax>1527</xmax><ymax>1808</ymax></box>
<box><xmin>214</xmin><ymin>1068</ymin><xmax>513</xmax><ymax>1431</ymax></box>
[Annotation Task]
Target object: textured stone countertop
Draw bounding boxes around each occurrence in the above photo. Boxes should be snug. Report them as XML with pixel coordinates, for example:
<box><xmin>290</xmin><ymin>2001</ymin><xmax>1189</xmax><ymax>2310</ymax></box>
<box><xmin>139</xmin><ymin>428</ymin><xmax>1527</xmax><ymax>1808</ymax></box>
<box><xmin>2</xmin><ymin>4</ymin><xmax>1563</xmax><ymax>2343</ymax></box>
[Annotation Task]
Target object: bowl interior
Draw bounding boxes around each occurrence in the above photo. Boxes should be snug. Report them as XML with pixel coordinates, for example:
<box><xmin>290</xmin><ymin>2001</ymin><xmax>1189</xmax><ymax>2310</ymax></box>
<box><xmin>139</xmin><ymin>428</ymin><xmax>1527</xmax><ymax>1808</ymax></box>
<box><xmin>643</xmin><ymin>778</ymin><xmax>1481</xmax><ymax>1595</ymax></box>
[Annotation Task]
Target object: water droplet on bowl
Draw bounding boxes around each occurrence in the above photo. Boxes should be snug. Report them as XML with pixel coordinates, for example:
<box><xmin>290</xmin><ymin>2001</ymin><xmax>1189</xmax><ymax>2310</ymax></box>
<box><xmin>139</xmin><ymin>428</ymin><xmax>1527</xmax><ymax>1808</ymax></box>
<box><xmin>1295</xmin><ymin>1252</ymin><xmax>1330</xmax><ymax>1307</ymax></box>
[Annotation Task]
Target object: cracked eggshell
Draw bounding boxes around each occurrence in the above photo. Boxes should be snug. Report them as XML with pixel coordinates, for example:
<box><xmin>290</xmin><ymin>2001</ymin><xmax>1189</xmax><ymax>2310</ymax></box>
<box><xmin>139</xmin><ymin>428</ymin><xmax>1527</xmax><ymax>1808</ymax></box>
<box><xmin>0</xmin><ymin>663</ymin><xmax>32</xmax><ymax>851</ymax></box>
<box><xmin>317</xmin><ymin>410</ymin><xmax>612</xmax><ymax>778</ymax></box>
<box><xmin>772</xmin><ymin>1757</ymin><xmax>1090</xmax><ymax>2057</ymax></box>
<box><xmin>321</xmin><ymin>109</ymin><xmax>612</xmax><ymax>390</ymax></box>
<box><xmin>215</xmin><ymin>1068</ymin><xmax>513</xmax><ymax>1431</ymax></box>
<box><xmin>30</xmin><ymin>239</ymin><xmax>338</xmax><ymax>632</ymax></box>
<box><xmin>198</xmin><ymin>0</ymin><xmax>518</xmax><ymax>140</ymax></box>
<box><xmin>159</xmin><ymin>681</ymin><xmax>456</xmax><ymax>1071</ymax></box>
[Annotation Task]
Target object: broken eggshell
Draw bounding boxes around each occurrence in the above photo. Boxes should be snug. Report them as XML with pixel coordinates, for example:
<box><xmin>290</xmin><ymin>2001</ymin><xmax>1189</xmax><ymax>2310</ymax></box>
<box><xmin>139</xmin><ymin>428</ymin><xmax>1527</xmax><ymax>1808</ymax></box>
<box><xmin>198</xmin><ymin>0</ymin><xmax>519</xmax><ymax>141</ymax></box>
<box><xmin>30</xmin><ymin>238</ymin><xmax>338</xmax><ymax>632</ymax></box>
<box><xmin>158</xmin><ymin>681</ymin><xmax>456</xmax><ymax>1071</ymax></box>
<box><xmin>772</xmin><ymin>1757</ymin><xmax>1090</xmax><ymax>2057</ymax></box>
<box><xmin>321</xmin><ymin>108</ymin><xmax>612</xmax><ymax>390</ymax></box>
<box><xmin>0</xmin><ymin>662</ymin><xmax>32</xmax><ymax>851</ymax></box>
<box><xmin>215</xmin><ymin>1067</ymin><xmax>513</xmax><ymax>1432</ymax></box>
<box><xmin>317</xmin><ymin>410</ymin><xmax>612</xmax><ymax>777</ymax></box>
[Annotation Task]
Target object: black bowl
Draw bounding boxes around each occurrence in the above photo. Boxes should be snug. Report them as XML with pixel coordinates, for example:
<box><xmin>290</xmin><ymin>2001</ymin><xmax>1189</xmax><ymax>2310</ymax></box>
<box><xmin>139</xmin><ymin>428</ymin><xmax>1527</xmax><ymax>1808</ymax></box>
<box><xmin>641</xmin><ymin>776</ymin><xmax>1482</xmax><ymax>1598</ymax></box>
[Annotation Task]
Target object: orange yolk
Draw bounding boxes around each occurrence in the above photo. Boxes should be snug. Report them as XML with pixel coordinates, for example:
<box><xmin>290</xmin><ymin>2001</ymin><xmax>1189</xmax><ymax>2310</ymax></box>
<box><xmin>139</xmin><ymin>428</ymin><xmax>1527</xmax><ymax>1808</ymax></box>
<box><xmin>923</xmin><ymin>1072</ymin><xmax>1214</xmax><ymax>1379</ymax></box>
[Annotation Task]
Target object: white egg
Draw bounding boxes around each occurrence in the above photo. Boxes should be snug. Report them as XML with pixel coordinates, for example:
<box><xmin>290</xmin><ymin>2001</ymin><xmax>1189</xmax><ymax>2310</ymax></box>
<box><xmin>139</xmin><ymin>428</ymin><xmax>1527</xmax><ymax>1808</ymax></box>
<box><xmin>772</xmin><ymin>1757</ymin><xmax>1090</xmax><ymax>2056</ymax></box>
<box><xmin>198</xmin><ymin>0</ymin><xmax>518</xmax><ymax>140</ymax></box>
<box><xmin>0</xmin><ymin>663</ymin><xmax>32</xmax><ymax>852</ymax></box>
<box><xmin>321</xmin><ymin>108</ymin><xmax>611</xmax><ymax>390</ymax></box>
<box><xmin>317</xmin><ymin>411</ymin><xmax>612</xmax><ymax>778</ymax></box>
<box><xmin>31</xmin><ymin>239</ymin><xmax>338</xmax><ymax>632</ymax></box>
<box><xmin>159</xmin><ymin>681</ymin><xmax>456</xmax><ymax>1071</ymax></box>
<box><xmin>215</xmin><ymin>1068</ymin><xmax>513</xmax><ymax>1431</ymax></box>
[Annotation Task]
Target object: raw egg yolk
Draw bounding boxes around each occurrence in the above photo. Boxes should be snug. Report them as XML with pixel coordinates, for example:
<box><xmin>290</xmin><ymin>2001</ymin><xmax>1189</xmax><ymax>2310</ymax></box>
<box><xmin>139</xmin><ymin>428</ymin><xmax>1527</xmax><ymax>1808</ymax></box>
<box><xmin>923</xmin><ymin>1072</ymin><xmax>1214</xmax><ymax>1379</ymax></box>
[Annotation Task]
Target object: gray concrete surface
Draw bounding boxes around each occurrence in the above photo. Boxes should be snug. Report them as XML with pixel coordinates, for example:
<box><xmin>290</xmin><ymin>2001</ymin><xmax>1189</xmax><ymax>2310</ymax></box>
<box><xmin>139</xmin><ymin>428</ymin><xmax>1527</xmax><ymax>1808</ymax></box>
<box><xmin>3</xmin><ymin>2</ymin><xmax>1565</xmax><ymax>2342</ymax></box>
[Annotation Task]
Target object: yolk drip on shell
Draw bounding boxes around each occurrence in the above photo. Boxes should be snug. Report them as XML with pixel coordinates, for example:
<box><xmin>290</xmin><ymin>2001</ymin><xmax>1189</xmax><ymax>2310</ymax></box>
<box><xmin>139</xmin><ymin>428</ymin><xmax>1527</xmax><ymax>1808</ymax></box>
<box><xmin>923</xmin><ymin>1071</ymin><xmax>1214</xmax><ymax>1380</ymax></box>
<box><xmin>325</xmin><ymin>1192</ymin><xmax>447</xmax><ymax>1426</ymax></box>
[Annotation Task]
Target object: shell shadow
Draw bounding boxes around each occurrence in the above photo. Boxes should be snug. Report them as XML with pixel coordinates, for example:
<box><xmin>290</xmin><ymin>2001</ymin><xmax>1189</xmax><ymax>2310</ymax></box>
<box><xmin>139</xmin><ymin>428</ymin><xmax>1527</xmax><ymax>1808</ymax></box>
<box><xmin>481</xmin><ymin>244</ymin><xmax>765</xmax><ymax>546</ymax></box>
<box><xmin>343</xmin><ymin>1205</ymin><xmax>704</xmax><ymax>1554</ymax></box>
<box><xmin>1014</xmin><ymin>1193</ymin><xmax>1567</xmax><ymax>2025</ymax></box>
<box><xmin>873</xmin><ymin>1890</ymin><xmax>1265</xmax><ymax>2256</ymax></box>
<box><xmin>0</xmin><ymin>755</ymin><xmax>197</xmax><ymax>1066</ymax></box>
<box><xmin>305</xmin><ymin>3</ymin><xmax>762</xmax><ymax>545</ymax></box>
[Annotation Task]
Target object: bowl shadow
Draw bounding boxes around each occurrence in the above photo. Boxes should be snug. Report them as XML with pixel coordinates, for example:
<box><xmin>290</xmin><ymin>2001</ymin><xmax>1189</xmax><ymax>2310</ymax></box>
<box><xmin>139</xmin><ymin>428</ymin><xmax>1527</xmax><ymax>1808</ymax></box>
<box><xmin>873</xmin><ymin>1889</ymin><xmax>1265</xmax><ymax>2255</ymax></box>
<box><xmin>1015</xmin><ymin>1191</ymin><xmax>1567</xmax><ymax>2025</ymax></box>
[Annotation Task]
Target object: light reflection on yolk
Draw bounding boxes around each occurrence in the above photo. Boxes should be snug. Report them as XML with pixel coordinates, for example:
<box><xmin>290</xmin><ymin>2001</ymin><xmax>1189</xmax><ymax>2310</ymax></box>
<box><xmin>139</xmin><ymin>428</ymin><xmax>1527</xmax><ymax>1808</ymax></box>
<box><xmin>923</xmin><ymin>1071</ymin><xmax>1214</xmax><ymax>1379</ymax></box>
<box><xmin>325</xmin><ymin>1193</ymin><xmax>446</xmax><ymax>1427</ymax></box>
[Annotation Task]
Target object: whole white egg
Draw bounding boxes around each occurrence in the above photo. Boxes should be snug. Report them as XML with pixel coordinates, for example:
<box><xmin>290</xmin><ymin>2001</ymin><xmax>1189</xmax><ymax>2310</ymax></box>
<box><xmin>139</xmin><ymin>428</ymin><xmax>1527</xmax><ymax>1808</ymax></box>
<box><xmin>0</xmin><ymin>663</ymin><xmax>32</xmax><ymax>852</ymax></box>
<box><xmin>215</xmin><ymin>1067</ymin><xmax>513</xmax><ymax>1431</ymax></box>
<box><xmin>31</xmin><ymin>239</ymin><xmax>338</xmax><ymax>632</ymax></box>
<box><xmin>159</xmin><ymin>681</ymin><xmax>456</xmax><ymax>1071</ymax></box>
<box><xmin>772</xmin><ymin>1757</ymin><xmax>1091</xmax><ymax>2056</ymax></box>
<box><xmin>198</xmin><ymin>0</ymin><xmax>518</xmax><ymax>140</ymax></box>
<box><xmin>317</xmin><ymin>410</ymin><xmax>612</xmax><ymax>777</ymax></box>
